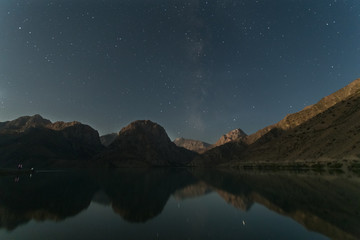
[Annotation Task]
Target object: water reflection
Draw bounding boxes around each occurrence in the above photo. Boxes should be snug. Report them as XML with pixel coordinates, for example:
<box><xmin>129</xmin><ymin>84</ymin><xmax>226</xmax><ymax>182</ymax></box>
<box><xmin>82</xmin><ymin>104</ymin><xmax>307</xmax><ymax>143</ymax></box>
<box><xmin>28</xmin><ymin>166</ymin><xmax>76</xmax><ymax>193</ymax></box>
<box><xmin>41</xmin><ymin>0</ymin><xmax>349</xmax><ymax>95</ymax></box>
<box><xmin>0</xmin><ymin>171</ymin><xmax>97</xmax><ymax>230</ymax></box>
<box><xmin>192</xmin><ymin>169</ymin><xmax>360</xmax><ymax>240</ymax></box>
<box><xmin>0</xmin><ymin>169</ymin><xmax>359</xmax><ymax>239</ymax></box>
<box><xmin>99</xmin><ymin>168</ymin><xmax>196</xmax><ymax>222</ymax></box>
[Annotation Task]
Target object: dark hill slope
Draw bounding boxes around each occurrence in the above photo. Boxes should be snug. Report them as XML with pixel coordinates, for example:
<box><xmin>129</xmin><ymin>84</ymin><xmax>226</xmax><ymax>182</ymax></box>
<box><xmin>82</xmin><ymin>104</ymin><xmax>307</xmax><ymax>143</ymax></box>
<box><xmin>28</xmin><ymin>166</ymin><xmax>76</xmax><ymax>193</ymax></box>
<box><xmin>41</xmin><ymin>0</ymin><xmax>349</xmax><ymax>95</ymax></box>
<box><xmin>0</xmin><ymin>115</ymin><xmax>103</xmax><ymax>167</ymax></box>
<box><xmin>193</xmin><ymin>79</ymin><xmax>360</xmax><ymax>166</ymax></box>
<box><xmin>100</xmin><ymin>120</ymin><xmax>197</xmax><ymax>167</ymax></box>
<box><xmin>237</xmin><ymin>90</ymin><xmax>360</xmax><ymax>164</ymax></box>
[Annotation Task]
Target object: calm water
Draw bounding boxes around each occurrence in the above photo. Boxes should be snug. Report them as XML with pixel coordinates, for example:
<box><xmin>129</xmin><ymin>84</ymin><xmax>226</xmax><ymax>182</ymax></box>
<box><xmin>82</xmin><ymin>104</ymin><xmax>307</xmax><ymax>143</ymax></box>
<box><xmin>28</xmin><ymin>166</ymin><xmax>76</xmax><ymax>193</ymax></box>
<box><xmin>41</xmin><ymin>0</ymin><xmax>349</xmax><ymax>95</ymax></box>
<box><xmin>0</xmin><ymin>169</ymin><xmax>359</xmax><ymax>240</ymax></box>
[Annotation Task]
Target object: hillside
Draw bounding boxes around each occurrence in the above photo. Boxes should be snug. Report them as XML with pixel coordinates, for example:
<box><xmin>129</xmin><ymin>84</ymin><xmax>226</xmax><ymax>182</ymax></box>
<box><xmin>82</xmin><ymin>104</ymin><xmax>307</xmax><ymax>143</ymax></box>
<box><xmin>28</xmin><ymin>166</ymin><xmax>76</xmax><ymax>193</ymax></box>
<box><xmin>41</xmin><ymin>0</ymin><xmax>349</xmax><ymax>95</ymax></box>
<box><xmin>99</xmin><ymin>120</ymin><xmax>197</xmax><ymax>167</ymax></box>
<box><xmin>0</xmin><ymin>115</ymin><xmax>103</xmax><ymax>168</ymax></box>
<box><xmin>194</xmin><ymin>78</ymin><xmax>360</xmax><ymax>167</ymax></box>
<box><xmin>245</xmin><ymin>78</ymin><xmax>360</xmax><ymax>144</ymax></box>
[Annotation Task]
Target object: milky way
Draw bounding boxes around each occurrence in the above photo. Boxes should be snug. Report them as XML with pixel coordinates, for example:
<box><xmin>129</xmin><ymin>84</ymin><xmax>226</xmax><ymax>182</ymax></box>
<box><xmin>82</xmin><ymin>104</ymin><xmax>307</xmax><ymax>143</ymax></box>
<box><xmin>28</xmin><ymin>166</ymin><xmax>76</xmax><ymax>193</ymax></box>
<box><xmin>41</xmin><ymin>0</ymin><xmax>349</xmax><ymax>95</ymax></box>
<box><xmin>0</xmin><ymin>0</ymin><xmax>359</xmax><ymax>142</ymax></box>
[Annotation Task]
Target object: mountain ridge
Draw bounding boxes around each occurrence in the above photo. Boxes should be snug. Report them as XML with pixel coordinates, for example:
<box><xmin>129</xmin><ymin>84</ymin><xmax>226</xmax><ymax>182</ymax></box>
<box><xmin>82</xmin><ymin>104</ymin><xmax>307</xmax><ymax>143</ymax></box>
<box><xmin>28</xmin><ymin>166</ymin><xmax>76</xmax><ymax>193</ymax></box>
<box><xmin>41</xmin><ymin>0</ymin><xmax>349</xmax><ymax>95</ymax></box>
<box><xmin>173</xmin><ymin>137</ymin><xmax>211</xmax><ymax>154</ymax></box>
<box><xmin>192</xmin><ymin>78</ymin><xmax>360</xmax><ymax>166</ymax></box>
<box><xmin>1</xmin><ymin>78</ymin><xmax>360</xmax><ymax>168</ymax></box>
<box><xmin>0</xmin><ymin>115</ymin><xmax>103</xmax><ymax>167</ymax></box>
<box><xmin>244</xmin><ymin>78</ymin><xmax>360</xmax><ymax>144</ymax></box>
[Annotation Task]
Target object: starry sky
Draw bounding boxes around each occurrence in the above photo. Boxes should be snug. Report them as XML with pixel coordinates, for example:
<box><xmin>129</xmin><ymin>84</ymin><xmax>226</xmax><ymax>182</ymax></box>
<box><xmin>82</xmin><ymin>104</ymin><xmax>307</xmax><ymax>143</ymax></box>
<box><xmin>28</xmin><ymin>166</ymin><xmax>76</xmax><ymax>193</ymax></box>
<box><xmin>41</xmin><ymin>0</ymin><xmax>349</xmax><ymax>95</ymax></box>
<box><xmin>0</xmin><ymin>0</ymin><xmax>360</xmax><ymax>143</ymax></box>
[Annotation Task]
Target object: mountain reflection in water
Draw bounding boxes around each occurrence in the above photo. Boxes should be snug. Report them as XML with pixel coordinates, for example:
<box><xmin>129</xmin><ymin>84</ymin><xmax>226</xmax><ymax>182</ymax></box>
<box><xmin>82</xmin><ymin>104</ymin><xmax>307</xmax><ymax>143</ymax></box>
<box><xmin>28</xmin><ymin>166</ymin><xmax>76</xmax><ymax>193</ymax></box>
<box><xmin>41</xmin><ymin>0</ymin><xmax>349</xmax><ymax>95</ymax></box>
<box><xmin>0</xmin><ymin>169</ymin><xmax>359</xmax><ymax>240</ymax></box>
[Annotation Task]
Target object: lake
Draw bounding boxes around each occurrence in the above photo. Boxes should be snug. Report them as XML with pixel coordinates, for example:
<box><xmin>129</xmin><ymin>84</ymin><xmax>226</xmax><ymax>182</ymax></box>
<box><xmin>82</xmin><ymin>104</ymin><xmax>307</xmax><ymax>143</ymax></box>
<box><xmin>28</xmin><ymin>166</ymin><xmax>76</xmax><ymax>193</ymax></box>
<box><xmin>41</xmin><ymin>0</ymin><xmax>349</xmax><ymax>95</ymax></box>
<box><xmin>0</xmin><ymin>168</ymin><xmax>359</xmax><ymax>240</ymax></box>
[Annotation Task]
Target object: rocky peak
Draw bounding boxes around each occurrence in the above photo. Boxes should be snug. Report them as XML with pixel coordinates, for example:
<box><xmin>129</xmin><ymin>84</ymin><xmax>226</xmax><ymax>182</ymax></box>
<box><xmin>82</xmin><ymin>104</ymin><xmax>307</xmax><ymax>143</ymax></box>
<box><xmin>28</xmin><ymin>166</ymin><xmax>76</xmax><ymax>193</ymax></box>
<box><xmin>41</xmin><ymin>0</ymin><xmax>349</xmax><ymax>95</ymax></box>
<box><xmin>173</xmin><ymin>138</ymin><xmax>211</xmax><ymax>153</ymax></box>
<box><xmin>0</xmin><ymin>114</ymin><xmax>102</xmax><ymax>149</ymax></box>
<box><xmin>27</xmin><ymin>114</ymin><xmax>51</xmax><ymax>125</ymax></box>
<box><xmin>0</xmin><ymin>114</ymin><xmax>51</xmax><ymax>133</ymax></box>
<box><xmin>0</xmin><ymin>115</ymin><xmax>103</xmax><ymax>163</ymax></box>
<box><xmin>104</xmin><ymin>120</ymin><xmax>197</xmax><ymax>166</ymax></box>
<box><xmin>48</xmin><ymin>121</ymin><xmax>102</xmax><ymax>148</ymax></box>
<box><xmin>48</xmin><ymin>121</ymin><xmax>82</xmax><ymax>131</ymax></box>
<box><xmin>116</xmin><ymin>120</ymin><xmax>171</xmax><ymax>145</ymax></box>
<box><xmin>174</xmin><ymin>137</ymin><xmax>185</xmax><ymax>142</ymax></box>
<box><xmin>215</xmin><ymin>128</ymin><xmax>247</xmax><ymax>146</ymax></box>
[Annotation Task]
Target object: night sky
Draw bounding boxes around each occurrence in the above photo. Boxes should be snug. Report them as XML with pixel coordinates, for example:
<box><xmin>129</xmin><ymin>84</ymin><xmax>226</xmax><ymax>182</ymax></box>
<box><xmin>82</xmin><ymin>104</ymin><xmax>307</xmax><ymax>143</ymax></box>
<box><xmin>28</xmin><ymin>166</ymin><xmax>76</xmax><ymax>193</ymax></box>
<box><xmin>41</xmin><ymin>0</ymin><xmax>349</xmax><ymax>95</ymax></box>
<box><xmin>0</xmin><ymin>0</ymin><xmax>359</xmax><ymax>143</ymax></box>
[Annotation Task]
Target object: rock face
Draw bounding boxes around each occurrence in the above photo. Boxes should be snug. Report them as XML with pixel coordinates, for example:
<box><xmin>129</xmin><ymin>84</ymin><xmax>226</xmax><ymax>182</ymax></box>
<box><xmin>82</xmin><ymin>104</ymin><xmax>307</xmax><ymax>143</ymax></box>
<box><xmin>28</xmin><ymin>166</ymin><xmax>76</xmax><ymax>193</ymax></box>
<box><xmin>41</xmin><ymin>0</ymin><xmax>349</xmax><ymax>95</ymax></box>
<box><xmin>173</xmin><ymin>138</ymin><xmax>211</xmax><ymax>153</ymax></box>
<box><xmin>214</xmin><ymin>128</ymin><xmax>247</xmax><ymax>146</ymax></box>
<box><xmin>102</xmin><ymin>120</ymin><xmax>197</xmax><ymax>166</ymax></box>
<box><xmin>0</xmin><ymin>115</ymin><xmax>103</xmax><ymax>167</ymax></box>
<box><xmin>100</xmin><ymin>133</ymin><xmax>118</xmax><ymax>147</ymax></box>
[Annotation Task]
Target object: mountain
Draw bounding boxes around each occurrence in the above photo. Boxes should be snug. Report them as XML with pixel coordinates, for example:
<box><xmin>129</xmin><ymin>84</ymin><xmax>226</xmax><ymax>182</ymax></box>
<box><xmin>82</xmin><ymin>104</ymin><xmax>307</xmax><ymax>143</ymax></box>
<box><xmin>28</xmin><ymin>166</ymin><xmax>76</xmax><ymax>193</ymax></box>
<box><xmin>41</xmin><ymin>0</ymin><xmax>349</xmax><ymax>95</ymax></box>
<box><xmin>100</xmin><ymin>120</ymin><xmax>197</xmax><ymax>167</ymax></box>
<box><xmin>173</xmin><ymin>138</ymin><xmax>211</xmax><ymax>153</ymax></box>
<box><xmin>48</xmin><ymin>121</ymin><xmax>102</xmax><ymax>150</ymax></box>
<box><xmin>207</xmin><ymin>79</ymin><xmax>360</xmax><ymax>147</ymax></box>
<box><xmin>174</xmin><ymin>129</ymin><xmax>247</xmax><ymax>153</ymax></box>
<box><xmin>191</xmin><ymin>141</ymin><xmax>248</xmax><ymax>166</ymax></box>
<box><xmin>194</xmin><ymin>78</ymin><xmax>360</xmax><ymax>166</ymax></box>
<box><xmin>214</xmin><ymin>128</ymin><xmax>247</xmax><ymax>146</ymax></box>
<box><xmin>100</xmin><ymin>133</ymin><xmax>118</xmax><ymax>147</ymax></box>
<box><xmin>1</xmin><ymin>78</ymin><xmax>359</xmax><ymax>168</ymax></box>
<box><xmin>0</xmin><ymin>115</ymin><xmax>103</xmax><ymax>167</ymax></box>
<box><xmin>245</xmin><ymin>78</ymin><xmax>360</xmax><ymax>145</ymax></box>
<box><xmin>0</xmin><ymin>114</ymin><xmax>51</xmax><ymax>134</ymax></box>
<box><xmin>237</xmin><ymin>88</ymin><xmax>360</xmax><ymax>164</ymax></box>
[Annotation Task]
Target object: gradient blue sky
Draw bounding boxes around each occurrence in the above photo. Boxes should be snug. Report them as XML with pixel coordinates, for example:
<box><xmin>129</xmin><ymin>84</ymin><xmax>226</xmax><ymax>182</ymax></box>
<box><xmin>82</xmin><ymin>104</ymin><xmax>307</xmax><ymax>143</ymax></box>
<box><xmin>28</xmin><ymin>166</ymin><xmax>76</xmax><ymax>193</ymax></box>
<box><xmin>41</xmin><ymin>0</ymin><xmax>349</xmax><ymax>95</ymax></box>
<box><xmin>0</xmin><ymin>0</ymin><xmax>360</xmax><ymax>143</ymax></box>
